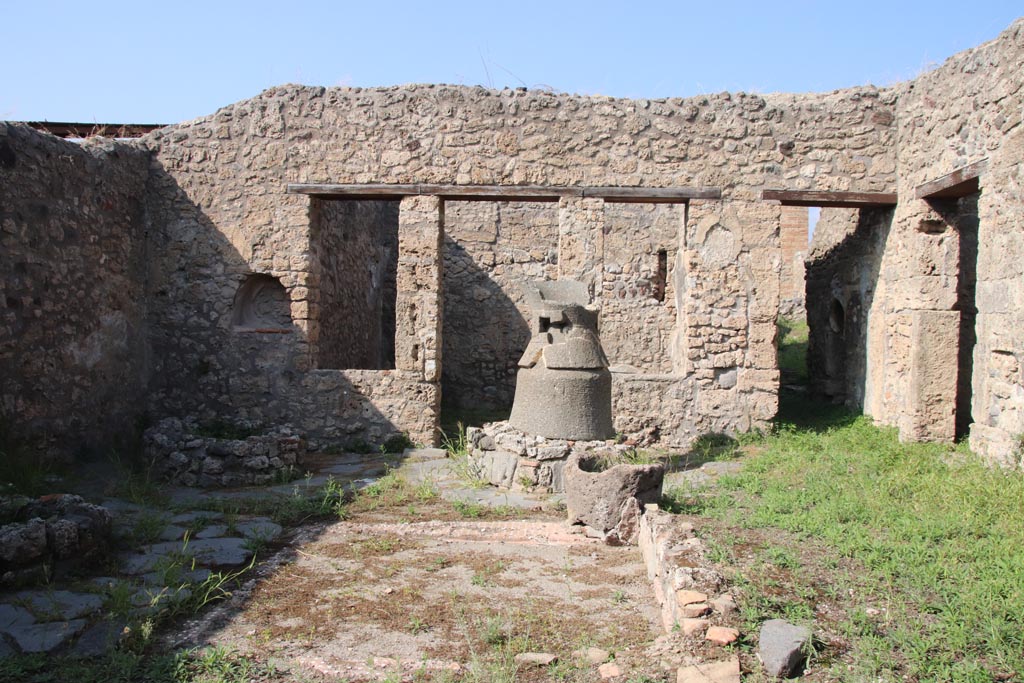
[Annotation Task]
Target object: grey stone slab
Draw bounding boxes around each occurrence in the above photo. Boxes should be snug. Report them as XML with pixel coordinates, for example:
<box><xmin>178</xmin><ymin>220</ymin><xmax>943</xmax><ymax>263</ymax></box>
<box><xmin>235</xmin><ymin>519</ymin><xmax>283</xmax><ymax>541</ymax></box>
<box><xmin>194</xmin><ymin>524</ymin><xmax>229</xmax><ymax>539</ymax></box>
<box><xmin>169</xmin><ymin>511</ymin><xmax>224</xmax><ymax>525</ymax></box>
<box><xmin>8</xmin><ymin>619</ymin><xmax>87</xmax><ymax>653</ymax></box>
<box><xmin>0</xmin><ymin>635</ymin><xmax>15</xmax><ymax>658</ymax></box>
<box><xmin>159</xmin><ymin>524</ymin><xmax>189</xmax><ymax>541</ymax></box>
<box><xmin>13</xmin><ymin>590</ymin><xmax>104</xmax><ymax>621</ymax></box>
<box><xmin>402</xmin><ymin>447</ymin><xmax>447</xmax><ymax>462</ymax></box>
<box><xmin>0</xmin><ymin>603</ymin><xmax>35</xmax><ymax>631</ymax></box>
<box><xmin>141</xmin><ymin>568</ymin><xmax>211</xmax><ymax>586</ymax></box>
<box><xmin>69</xmin><ymin>619</ymin><xmax>128</xmax><ymax>657</ymax></box>
<box><xmin>131</xmin><ymin>586</ymin><xmax>193</xmax><ymax>610</ymax></box>
<box><xmin>164</xmin><ymin>538</ymin><xmax>253</xmax><ymax>567</ymax></box>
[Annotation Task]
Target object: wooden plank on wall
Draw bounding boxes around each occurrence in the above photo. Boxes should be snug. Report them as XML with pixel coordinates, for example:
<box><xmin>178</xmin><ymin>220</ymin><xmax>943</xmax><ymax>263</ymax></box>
<box><xmin>287</xmin><ymin>183</ymin><xmax>722</xmax><ymax>203</ymax></box>
<box><xmin>762</xmin><ymin>189</ymin><xmax>898</xmax><ymax>208</ymax></box>
<box><xmin>915</xmin><ymin>159</ymin><xmax>989</xmax><ymax>199</ymax></box>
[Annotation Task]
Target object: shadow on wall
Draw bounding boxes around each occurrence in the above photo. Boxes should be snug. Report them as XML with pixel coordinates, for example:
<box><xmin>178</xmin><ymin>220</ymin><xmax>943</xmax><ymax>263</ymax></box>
<box><xmin>806</xmin><ymin>207</ymin><xmax>893</xmax><ymax>410</ymax></box>
<box><xmin>143</xmin><ymin>160</ymin><xmax>411</xmax><ymax>453</ymax></box>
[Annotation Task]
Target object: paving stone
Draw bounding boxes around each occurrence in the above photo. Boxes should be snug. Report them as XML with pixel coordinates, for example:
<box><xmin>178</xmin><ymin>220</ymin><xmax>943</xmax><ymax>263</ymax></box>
<box><xmin>677</xmin><ymin>657</ymin><xmax>741</xmax><ymax>683</ymax></box>
<box><xmin>158</xmin><ymin>524</ymin><xmax>189</xmax><ymax>541</ymax></box>
<box><xmin>169</xmin><ymin>511</ymin><xmax>224</xmax><ymax>525</ymax></box>
<box><xmin>759</xmin><ymin>619</ymin><xmax>811</xmax><ymax>678</ymax></box>
<box><xmin>141</xmin><ymin>568</ymin><xmax>211</xmax><ymax>586</ymax></box>
<box><xmin>13</xmin><ymin>590</ymin><xmax>103</xmax><ymax>621</ymax></box>
<box><xmin>194</xmin><ymin>524</ymin><xmax>229</xmax><ymax>539</ymax></box>
<box><xmin>69</xmin><ymin>619</ymin><xmax>128</xmax><ymax>657</ymax></box>
<box><xmin>0</xmin><ymin>635</ymin><xmax>15</xmax><ymax>658</ymax></box>
<box><xmin>235</xmin><ymin>519</ymin><xmax>283</xmax><ymax>541</ymax></box>
<box><xmin>176</xmin><ymin>537</ymin><xmax>253</xmax><ymax>567</ymax></box>
<box><xmin>0</xmin><ymin>603</ymin><xmax>35</xmax><ymax>631</ymax></box>
<box><xmin>8</xmin><ymin>619</ymin><xmax>87</xmax><ymax>653</ymax></box>
<box><xmin>131</xmin><ymin>586</ymin><xmax>193</xmax><ymax>611</ymax></box>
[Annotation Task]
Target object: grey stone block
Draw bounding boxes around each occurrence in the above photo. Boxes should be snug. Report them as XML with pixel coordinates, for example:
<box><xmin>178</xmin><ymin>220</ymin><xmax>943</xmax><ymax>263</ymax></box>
<box><xmin>759</xmin><ymin>619</ymin><xmax>811</xmax><ymax>678</ymax></box>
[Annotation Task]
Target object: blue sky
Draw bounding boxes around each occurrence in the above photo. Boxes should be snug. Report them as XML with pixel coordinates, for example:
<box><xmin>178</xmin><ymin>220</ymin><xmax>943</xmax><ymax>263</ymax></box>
<box><xmin>1</xmin><ymin>1</ymin><xmax>1020</xmax><ymax>124</ymax></box>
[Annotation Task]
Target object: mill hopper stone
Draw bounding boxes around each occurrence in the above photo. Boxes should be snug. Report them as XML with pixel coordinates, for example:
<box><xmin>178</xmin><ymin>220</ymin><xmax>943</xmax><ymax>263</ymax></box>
<box><xmin>509</xmin><ymin>280</ymin><xmax>614</xmax><ymax>441</ymax></box>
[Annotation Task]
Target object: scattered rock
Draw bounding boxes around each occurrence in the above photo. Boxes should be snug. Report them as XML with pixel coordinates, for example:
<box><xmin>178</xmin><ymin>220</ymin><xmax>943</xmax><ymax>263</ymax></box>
<box><xmin>677</xmin><ymin>657</ymin><xmax>741</xmax><ymax>683</ymax></box>
<box><xmin>514</xmin><ymin>652</ymin><xmax>557</xmax><ymax>666</ymax></box>
<box><xmin>710</xmin><ymin>594</ymin><xmax>736</xmax><ymax>615</ymax></box>
<box><xmin>573</xmin><ymin>646</ymin><xmax>610</xmax><ymax>664</ymax></box>
<box><xmin>759</xmin><ymin>619</ymin><xmax>811</xmax><ymax>678</ymax></box>
<box><xmin>598</xmin><ymin>661</ymin><xmax>622</xmax><ymax>678</ymax></box>
<box><xmin>676</xmin><ymin>589</ymin><xmax>708</xmax><ymax>606</ymax></box>
<box><xmin>705</xmin><ymin>626</ymin><xmax>739</xmax><ymax>645</ymax></box>
<box><xmin>681</xmin><ymin>618</ymin><xmax>709</xmax><ymax>636</ymax></box>
<box><xmin>680</xmin><ymin>602</ymin><xmax>711</xmax><ymax>618</ymax></box>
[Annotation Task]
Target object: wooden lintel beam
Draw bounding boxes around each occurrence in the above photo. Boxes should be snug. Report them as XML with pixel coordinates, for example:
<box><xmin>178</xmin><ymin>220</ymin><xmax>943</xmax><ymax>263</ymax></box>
<box><xmin>915</xmin><ymin>159</ymin><xmax>989</xmax><ymax>199</ymax></box>
<box><xmin>587</xmin><ymin>186</ymin><xmax>721</xmax><ymax>202</ymax></box>
<box><xmin>287</xmin><ymin>183</ymin><xmax>720</xmax><ymax>204</ymax></box>
<box><xmin>23</xmin><ymin>121</ymin><xmax>168</xmax><ymax>138</ymax></box>
<box><xmin>762</xmin><ymin>189</ymin><xmax>898</xmax><ymax>208</ymax></box>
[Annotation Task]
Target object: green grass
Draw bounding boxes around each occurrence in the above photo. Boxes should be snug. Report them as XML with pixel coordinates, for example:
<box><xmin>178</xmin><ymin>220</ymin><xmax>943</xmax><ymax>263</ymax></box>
<box><xmin>777</xmin><ymin>315</ymin><xmax>809</xmax><ymax>384</ymax></box>
<box><xmin>672</xmin><ymin>403</ymin><xmax>1024</xmax><ymax>681</ymax></box>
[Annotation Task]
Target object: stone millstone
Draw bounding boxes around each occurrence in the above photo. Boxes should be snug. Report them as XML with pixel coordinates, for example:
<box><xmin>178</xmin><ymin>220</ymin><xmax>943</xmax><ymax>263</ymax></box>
<box><xmin>759</xmin><ymin>619</ymin><xmax>811</xmax><ymax>678</ymax></box>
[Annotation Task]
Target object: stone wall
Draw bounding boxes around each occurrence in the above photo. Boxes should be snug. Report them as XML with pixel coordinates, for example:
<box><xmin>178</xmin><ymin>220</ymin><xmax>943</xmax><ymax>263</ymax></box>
<box><xmin>441</xmin><ymin>201</ymin><xmax>557</xmax><ymax>411</ymax></box>
<box><xmin>310</xmin><ymin>199</ymin><xmax>398</xmax><ymax>370</ymax></box>
<box><xmin>803</xmin><ymin>19</ymin><xmax>1024</xmax><ymax>463</ymax></box>
<box><xmin>0</xmin><ymin>123</ymin><xmax>150</xmax><ymax>459</ymax></box>
<box><xmin>806</xmin><ymin>207</ymin><xmax>890</xmax><ymax>407</ymax></box>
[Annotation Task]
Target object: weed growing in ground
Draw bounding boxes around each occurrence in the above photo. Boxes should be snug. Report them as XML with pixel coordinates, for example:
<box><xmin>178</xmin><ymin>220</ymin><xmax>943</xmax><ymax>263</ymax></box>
<box><xmin>696</xmin><ymin>406</ymin><xmax>1024</xmax><ymax>681</ymax></box>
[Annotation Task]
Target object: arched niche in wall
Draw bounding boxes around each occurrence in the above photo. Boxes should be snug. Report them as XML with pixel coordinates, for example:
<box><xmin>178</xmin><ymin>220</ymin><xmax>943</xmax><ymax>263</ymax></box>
<box><xmin>231</xmin><ymin>274</ymin><xmax>293</xmax><ymax>331</ymax></box>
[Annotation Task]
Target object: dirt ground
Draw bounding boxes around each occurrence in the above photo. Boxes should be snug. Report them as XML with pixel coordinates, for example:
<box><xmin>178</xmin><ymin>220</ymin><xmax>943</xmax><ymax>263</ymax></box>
<box><xmin>171</xmin><ymin>503</ymin><xmax>676</xmax><ymax>682</ymax></box>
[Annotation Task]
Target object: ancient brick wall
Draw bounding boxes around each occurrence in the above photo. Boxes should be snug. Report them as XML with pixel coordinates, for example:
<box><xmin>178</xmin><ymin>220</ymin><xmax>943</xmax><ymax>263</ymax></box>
<box><xmin>0</xmin><ymin>123</ymin><xmax>150</xmax><ymax>458</ymax></box>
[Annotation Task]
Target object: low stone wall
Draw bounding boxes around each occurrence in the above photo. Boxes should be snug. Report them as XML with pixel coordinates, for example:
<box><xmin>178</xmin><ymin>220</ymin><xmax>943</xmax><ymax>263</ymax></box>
<box><xmin>638</xmin><ymin>505</ymin><xmax>741</xmax><ymax>677</ymax></box>
<box><xmin>144</xmin><ymin>417</ymin><xmax>305</xmax><ymax>488</ymax></box>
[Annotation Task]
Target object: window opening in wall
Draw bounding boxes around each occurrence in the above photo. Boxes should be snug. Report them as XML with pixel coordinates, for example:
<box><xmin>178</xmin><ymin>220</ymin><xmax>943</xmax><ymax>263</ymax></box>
<box><xmin>231</xmin><ymin>274</ymin><xmax>292</xmax><ymax>331</ymax></box>
<box><xmin>309</xmin><ymin>199</ymin><xmax>399</xmax><ymax>370</ymax></box>
<box><xmin>653</xmin><ymin>249</ymin><xmax>667</xmax><ymax>302</ymax></box>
